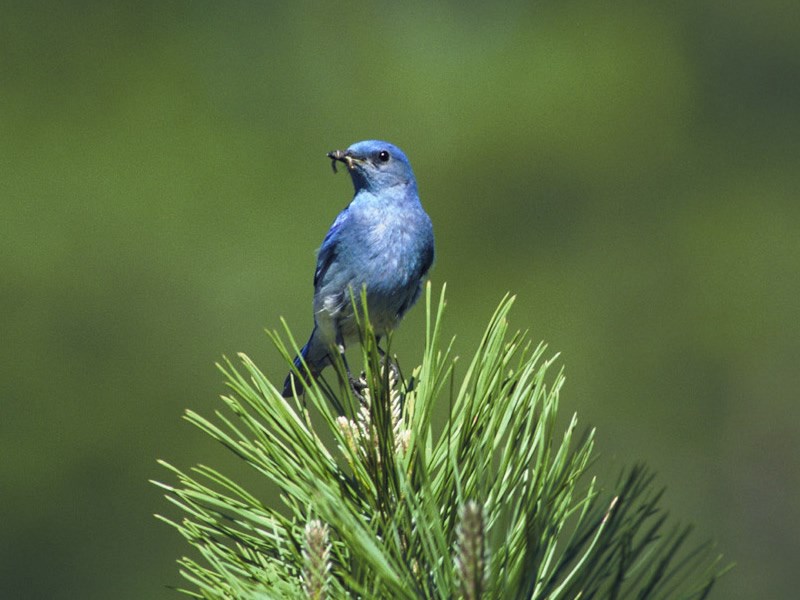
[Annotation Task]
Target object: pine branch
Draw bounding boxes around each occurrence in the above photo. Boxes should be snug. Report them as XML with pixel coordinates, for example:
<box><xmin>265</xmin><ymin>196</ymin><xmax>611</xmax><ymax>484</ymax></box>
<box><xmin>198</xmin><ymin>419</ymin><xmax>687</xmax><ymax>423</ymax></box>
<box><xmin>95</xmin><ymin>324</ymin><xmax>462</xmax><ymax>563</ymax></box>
<box><xmin>154</xmin><ymin>283</ymin><xmax>730</xmax><ymax>598</ymax></box>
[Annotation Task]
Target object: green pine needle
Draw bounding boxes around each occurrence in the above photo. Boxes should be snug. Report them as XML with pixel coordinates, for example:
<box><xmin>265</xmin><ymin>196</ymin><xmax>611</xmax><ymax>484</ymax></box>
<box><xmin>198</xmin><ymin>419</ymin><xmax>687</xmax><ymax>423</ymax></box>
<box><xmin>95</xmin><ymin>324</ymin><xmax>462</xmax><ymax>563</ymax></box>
<box><xmin>154</xmin><ymin>283</ymin><xmax>729</xmax><ymax>598</ymax></box>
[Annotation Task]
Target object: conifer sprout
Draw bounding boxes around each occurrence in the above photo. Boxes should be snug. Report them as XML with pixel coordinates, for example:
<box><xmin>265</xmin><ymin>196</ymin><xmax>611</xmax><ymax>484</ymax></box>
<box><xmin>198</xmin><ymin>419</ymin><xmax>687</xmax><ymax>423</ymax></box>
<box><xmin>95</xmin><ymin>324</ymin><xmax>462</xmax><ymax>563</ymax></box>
<box><xmin>302</xmin><ymin>520</ymin><xmax>330</xmax><ymax>600</ymax></box>
<box><xmin>456</xmin><ymin>500</ymin><xmax>487</xmax><ymax>600</ymax></box>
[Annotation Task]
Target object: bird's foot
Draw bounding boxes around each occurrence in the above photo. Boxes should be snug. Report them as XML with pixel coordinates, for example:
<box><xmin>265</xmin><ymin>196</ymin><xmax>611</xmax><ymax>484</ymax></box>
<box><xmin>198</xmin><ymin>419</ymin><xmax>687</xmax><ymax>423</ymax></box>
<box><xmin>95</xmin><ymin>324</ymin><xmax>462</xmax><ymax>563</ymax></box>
<box><xmin>348</xmin><ymin>373</ymin><xmax>368</xmax><ymax>402</ymax></box>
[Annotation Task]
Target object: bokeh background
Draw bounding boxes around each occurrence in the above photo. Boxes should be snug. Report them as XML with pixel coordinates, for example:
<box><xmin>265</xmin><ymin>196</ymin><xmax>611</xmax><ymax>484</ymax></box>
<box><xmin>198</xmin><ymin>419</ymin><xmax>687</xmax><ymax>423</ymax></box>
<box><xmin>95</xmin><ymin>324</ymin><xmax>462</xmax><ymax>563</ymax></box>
<box><xmin>2</xmin><ymin>2</ymin><xmax>798</xmax><ymax>598</ymax></box>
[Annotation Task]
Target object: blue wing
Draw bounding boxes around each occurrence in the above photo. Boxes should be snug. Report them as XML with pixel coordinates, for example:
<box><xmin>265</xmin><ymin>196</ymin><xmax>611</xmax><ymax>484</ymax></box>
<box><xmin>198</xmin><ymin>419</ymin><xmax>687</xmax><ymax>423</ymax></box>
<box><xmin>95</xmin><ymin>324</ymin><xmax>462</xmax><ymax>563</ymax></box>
<box><xmin>397</xmin><ymin>235</ymin><xmax>435</xmax><ymax>318</ymax></box>
<box><xmin>313</xmin><ymin>206</ymin><xmax>349</xmax><ymax>290</ymax></box>
<box><xmin>419</xmin><ymin>240</ymin><xmax>434</xmax><ymax>280</ymax></box>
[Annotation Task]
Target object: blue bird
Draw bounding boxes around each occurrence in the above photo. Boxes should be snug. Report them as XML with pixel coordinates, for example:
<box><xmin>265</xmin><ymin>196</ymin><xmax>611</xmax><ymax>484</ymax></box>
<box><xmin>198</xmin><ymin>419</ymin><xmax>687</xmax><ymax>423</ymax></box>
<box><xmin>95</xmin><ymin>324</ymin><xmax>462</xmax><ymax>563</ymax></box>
<box><xmin>282</xmin><ymin>140</ymin><xmax>434</xmax><ymax>397</ymax></box>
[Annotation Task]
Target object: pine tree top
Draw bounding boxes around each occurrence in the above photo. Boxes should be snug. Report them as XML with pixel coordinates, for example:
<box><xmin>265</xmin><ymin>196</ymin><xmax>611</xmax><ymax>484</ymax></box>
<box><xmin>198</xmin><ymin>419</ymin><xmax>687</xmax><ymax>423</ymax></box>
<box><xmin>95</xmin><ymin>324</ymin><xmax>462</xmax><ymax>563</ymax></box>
<box><xmin>154</xmin><ymin>283</ymin><xmax>730</xmax><ymax>599</ymax></box>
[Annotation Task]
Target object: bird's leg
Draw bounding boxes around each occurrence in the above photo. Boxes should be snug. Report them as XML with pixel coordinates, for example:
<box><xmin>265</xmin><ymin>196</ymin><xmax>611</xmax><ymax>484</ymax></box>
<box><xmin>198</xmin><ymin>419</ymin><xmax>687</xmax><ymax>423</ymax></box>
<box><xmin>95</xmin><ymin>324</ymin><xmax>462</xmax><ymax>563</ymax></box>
<box><xmin>374</xmin><ymin>336</ymin><xmax>401</xmax><ymax>384</ymax></box>
<box><xmin>343</xmin><ymin>353</ymin><xmax>368</xmax><ymax>398</ymax></box>
<box><xmin>336</xmin><ymin>327</ymin><xmax>367</xmax><ymax>399</ymax></box>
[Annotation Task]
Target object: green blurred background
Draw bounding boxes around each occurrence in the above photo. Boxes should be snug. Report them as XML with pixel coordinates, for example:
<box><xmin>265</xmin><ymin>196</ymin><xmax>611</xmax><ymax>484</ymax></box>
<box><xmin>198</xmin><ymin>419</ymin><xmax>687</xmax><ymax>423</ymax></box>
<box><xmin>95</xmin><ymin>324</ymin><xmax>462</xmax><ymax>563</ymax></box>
<box><xmin>2</xmin><ymin>1</ymin><xmax>798</xmax><ymax>598</ymax></box>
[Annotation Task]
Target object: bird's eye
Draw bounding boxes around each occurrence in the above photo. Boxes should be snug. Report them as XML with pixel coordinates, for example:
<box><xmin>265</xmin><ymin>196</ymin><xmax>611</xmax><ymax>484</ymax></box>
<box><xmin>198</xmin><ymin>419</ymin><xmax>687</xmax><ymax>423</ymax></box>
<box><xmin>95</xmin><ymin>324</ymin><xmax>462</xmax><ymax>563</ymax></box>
<box><xmin>378</xmin><ymin>150</ymin><xmax>390</xmax><ymax>162</ymax></box>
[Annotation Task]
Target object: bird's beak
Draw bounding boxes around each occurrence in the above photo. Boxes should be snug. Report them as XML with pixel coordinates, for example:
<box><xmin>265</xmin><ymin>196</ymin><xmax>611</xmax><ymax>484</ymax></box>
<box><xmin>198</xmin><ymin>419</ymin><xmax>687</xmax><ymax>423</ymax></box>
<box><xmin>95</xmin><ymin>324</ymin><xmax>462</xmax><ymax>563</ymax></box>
<box><xmin>327</xmin><ymin>149</ymin><xmax>357</xmax><ymax>174</ymax></box>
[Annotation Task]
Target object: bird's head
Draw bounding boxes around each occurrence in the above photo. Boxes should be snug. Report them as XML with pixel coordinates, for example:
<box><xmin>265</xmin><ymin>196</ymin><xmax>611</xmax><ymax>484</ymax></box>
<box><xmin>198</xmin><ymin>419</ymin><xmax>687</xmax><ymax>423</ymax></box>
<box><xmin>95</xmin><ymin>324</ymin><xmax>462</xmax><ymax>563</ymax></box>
<box><xmin>327</xmin><ymin>140</ymin><xmax>416</xmax><ymax>192</ymax></box>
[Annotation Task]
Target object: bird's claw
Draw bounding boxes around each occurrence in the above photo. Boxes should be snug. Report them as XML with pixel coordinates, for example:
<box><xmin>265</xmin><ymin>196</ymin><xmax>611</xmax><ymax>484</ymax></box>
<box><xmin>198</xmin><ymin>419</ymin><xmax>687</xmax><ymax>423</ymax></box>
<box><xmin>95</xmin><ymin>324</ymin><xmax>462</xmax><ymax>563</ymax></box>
<box><xmin>348</xmin><ymin>373</ymin><xmax>368</xmax><ymax>401</ymax></box>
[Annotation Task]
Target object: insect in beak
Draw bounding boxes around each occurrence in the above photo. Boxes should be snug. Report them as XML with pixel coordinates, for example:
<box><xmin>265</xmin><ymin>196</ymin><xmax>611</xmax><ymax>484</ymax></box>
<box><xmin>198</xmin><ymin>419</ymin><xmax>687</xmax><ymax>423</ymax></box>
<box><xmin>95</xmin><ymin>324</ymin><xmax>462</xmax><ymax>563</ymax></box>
<box><xmin>327</xmin><ymin>149</ymin><xmax>356</xmax><ymax>174</ymax></box>
<box><xmin>327</xmin><ymin>149</ymin><xmax>346</xmax><ymax>173</ymax></box>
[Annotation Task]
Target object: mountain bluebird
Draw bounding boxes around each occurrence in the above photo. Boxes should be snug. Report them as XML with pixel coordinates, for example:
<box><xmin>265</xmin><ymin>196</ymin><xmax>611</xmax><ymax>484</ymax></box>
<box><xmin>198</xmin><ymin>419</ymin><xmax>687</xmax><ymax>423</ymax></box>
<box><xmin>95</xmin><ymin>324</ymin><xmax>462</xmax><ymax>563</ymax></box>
<box><xmin>282</xmin><ymin>140</ymin><xmax>434</xmax><ymax>397</ymax></box>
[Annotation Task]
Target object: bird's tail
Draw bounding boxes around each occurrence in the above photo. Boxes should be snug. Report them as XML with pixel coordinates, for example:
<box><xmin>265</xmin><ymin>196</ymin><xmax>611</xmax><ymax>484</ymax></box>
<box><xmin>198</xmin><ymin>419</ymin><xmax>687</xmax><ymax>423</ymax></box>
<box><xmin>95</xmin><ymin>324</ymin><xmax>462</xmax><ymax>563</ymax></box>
<box><xmin>282</xmin><ymin>349</ymin><xmax>309</xmax><ymax>397</ymax></box>
<box><xmin>282</xmin><ymin>329</ymin><xmax>328</xmax><ymax>397</ymax></box>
